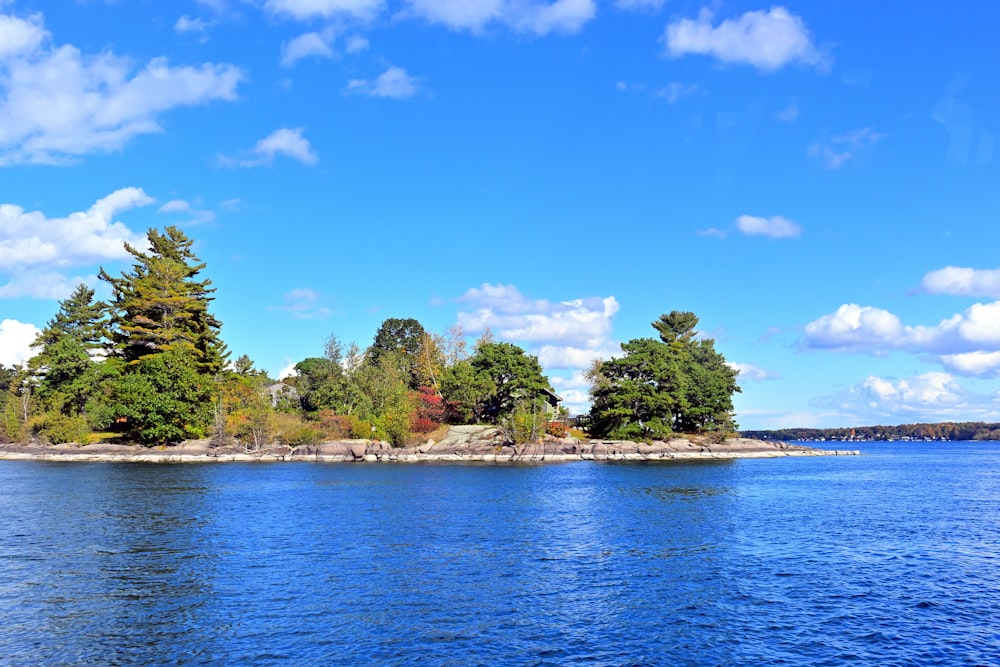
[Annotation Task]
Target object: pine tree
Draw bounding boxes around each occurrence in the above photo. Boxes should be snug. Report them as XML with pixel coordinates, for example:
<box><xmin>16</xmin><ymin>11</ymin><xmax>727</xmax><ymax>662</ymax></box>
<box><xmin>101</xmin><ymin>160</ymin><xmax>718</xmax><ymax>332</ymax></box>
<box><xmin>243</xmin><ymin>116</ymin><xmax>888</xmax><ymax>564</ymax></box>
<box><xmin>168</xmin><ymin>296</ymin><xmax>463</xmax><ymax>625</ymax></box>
<box><xmin>33</xmin><ymin>284</ymin><xmax>107</xmax><ymax>351</ymax></box>
<box><xmin>99</xmin><ymin>226</ymin><xmax>227</xmax><ymax>375</ymax></box>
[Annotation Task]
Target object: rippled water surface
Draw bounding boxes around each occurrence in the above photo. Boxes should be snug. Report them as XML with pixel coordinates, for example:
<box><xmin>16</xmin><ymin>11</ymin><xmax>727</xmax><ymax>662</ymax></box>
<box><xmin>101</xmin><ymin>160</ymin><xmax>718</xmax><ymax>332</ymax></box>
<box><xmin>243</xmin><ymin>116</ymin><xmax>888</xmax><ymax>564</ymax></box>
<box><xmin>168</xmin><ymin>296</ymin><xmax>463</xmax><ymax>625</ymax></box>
<box><xmin>2</xmin><ymin>442</ymin><xmax>999</xmax><ymax>666</ymax></box>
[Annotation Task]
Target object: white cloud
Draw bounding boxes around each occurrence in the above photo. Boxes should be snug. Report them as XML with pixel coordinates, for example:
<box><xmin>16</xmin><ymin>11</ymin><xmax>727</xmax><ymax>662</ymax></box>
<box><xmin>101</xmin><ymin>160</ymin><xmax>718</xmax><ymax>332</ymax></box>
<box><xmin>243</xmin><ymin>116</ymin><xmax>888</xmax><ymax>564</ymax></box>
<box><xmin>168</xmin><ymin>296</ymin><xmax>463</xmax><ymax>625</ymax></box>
<box><xmin>278</xmin><ymin>362</ymin><xmax>299</xmax><ymax>380</ymax></box>
<box><xmin>157</xmin><ymin>198</ymin><xmax>215</xmax><ymax>225</ymax></box>
<box><xmin>264</xmin><ymin>0</ymin><xmax>383</xmax><ymax>20</ymax></box>
<box><xmin>457</xmin><ymin>284</ymin><xmax>620</xmax><ymax>347</ymax></box>
<box><xmin>0</xmin><ymin>12</ymin><xmax>243</xmax><ymax>165</ymax></box>
<box><xmin>803</xmin><ymin>304</ymin><xmax>906</xmax><ymax>352</ymax></box>
<box><xmin>804</xmin><ymin>300</ymin><xmax>1000</xmax><ymax>377</ymax></box>
<box><xmin>736</xmin><ymin>214</ymin><xmax>802</xmax><ymax>238</ymax></box>
<box><xmin>345</xmin><ymin>35</ymin><xmax>369</xmax><ymax>53</ymax></box>
<box><xmin>0</xmin><ymin>319</ymin><xmax>40</xmax><ymax>367</ymax></box>
<box><xmin>346</xmin><ymin>66</ymin><xmax>420</xmax><ymax>99</ymax></box>
<box><xmin>921</xmin><ymin>266</ymin><xmax>1000</xmax><ymax>298</ymax></box>
<box><xmin>404</xmin><ymin>0</ymin><xmax>595</xmax><ymax>35</ymax></box>
<box><xmin>455</xmin><ymin>283</ymin><xmax>620</xmax><ymax>415</ymax></box>
<box><xmin>175</xmin><ymin>15</ymin><xmax>211</xmax><ymax>40</ymax></box>
<box><xmin>664</xmin><ymin>6</ymin><xmax>823</xmax><ymax>71</ymax></box>
<box><xmin>281</xmin><ymin>31</ymin><xmax>335</xmax><ymax>67</ymax></box>
<box><xmin>0</xmin><ymin>270</ymin><xmax>97</xmax><ymax>300</ymax></box>
<box><xmin>220</xmin><ymin>127</ymin><xmax>318</xmax><ymax>167</ymax></box>
<box><xmin>814</xmin><ymin>372</ymin><xmax>1000</xmax><ymax>424</ymax></box>
<box><xmin>808</xmin><ymin>127</ymin><xmax>885</xmax><ymax>169</ymax></box>
<box><xmin>940</xmin><ymin>351</ymin><xmax>1000</xmax><ymax>377</ymax></box>
<box><xmin>0</xmin><ymin>188</ymin><xmax>150</xmax><ymax>289</ymax></box>
<box><xmin>0</xmin><ymin>13</ymin><xmax>47</xmax><ymax>59</ymax></box>
<box><xmin>727</xmin><ymin>361</ymin><xmax>780</xmax><ymax>382</ymax></box>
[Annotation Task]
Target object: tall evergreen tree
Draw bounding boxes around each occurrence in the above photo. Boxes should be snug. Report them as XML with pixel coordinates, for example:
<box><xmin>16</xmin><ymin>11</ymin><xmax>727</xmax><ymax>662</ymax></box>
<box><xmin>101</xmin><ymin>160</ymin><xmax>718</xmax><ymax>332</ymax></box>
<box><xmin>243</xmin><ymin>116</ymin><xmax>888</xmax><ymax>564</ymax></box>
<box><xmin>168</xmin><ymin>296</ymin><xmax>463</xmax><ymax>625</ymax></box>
<box><xmin>99</xmin><ymin>226</ymin><xmax>227</xmax><ymax>375</ymax></box>
<box><xmin>33</xmin><ymin>284</ymin><xmax>107</xmax><ymax>351</ymax></box>
<box><xmin>587</xmin><ymin>311</ymin><xmax>740</xmax><ymax>439</ymax></box>
<box><xmin>27</xmin><ymin>284</ymin><xmax>108</xmax><ymax>417</ymax></box>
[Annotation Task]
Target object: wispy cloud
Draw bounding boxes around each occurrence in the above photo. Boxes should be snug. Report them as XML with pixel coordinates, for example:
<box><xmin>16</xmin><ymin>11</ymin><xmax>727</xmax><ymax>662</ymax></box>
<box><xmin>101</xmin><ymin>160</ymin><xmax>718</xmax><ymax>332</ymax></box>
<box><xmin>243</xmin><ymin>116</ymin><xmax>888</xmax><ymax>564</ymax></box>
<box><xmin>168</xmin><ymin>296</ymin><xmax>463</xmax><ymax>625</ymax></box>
<box><xmin>347</xmin><ymin>66</ymin><xmax>420</xmax><ymax>99</ymax></box>
<box><xmin>808</xmin><ymin>127</ymin><xmax>885</xmax><ymax>169</ymax></box>
<box><xmin>736</xmin><ymin>214</ymin><xmax>802</xmax><ymax>238</ymax></box>
<box><xmin>219</xmin><ymin>128</ymin><xmax>318</xmax><ymax>167</ymax></box>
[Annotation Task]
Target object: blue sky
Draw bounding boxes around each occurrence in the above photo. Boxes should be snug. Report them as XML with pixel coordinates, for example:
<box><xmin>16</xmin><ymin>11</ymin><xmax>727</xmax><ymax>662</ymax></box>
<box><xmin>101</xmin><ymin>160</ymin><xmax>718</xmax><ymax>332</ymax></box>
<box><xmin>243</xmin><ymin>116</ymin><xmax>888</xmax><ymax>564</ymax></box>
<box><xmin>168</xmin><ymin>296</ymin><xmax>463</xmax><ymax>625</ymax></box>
<box><xmin>1</xmin><ymin>0</ymin><xmax>999</xmax><ymax>429</ymax></box>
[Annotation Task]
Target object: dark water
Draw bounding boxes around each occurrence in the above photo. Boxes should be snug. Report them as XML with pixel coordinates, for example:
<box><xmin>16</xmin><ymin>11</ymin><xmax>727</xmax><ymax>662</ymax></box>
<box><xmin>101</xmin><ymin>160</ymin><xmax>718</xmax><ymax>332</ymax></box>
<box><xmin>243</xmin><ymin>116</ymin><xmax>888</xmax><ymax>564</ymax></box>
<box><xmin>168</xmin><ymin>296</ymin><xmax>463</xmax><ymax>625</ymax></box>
<box><xmin>1</xmin><ymin>442</ymin><xmax>998</xmax><ymax>666</ymax></box>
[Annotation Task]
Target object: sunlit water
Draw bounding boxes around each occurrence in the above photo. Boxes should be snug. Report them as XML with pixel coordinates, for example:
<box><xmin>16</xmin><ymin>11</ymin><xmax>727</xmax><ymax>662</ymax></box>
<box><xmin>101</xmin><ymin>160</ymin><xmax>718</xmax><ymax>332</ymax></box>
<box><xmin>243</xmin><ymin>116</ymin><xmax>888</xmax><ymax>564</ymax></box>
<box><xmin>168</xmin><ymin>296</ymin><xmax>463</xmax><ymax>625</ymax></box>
<box><xmin>1</xmin><ymin>442</ymin><xmax>998</xmax><ymax>666</ymax></box>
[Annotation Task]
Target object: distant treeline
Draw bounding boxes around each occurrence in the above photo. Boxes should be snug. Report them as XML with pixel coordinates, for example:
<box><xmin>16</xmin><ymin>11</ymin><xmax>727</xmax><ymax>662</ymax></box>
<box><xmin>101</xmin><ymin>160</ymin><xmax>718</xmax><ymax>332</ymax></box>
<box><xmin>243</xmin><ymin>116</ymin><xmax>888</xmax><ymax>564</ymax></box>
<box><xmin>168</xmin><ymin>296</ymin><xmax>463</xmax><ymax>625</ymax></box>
<box><xmin>741</xmin><ymin>422</ymin><xmax>1000</xmax><ymax>442</ymax></box>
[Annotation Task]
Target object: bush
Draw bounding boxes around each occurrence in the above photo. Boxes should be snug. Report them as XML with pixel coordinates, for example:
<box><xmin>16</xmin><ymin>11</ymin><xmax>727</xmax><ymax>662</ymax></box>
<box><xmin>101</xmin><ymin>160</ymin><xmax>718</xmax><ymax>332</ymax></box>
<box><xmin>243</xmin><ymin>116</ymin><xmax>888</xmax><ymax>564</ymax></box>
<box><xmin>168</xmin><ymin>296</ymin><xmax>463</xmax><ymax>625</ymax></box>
<box><xmin>316</xmin><ymin>410</ymin><xmax>353</xmax><ymax>439</ymax></box>
<box><xmin>545</xmin><ymin>421</ymin><xmax>569</xmax><ymax>438</ymax></box>
<box><xmin>271</xmin><ymin>412</ymin><xmax>322</xmax><ymax>447</ymax></box>
<box><xmin>410</xmin><ymin>416</ymin><xmax>438</xmax><ymax>434</ymax></box>
<box><xmin>29</xmin><ymin>412</ymin><xmax>91</xmax><ymax>444</ymax></box>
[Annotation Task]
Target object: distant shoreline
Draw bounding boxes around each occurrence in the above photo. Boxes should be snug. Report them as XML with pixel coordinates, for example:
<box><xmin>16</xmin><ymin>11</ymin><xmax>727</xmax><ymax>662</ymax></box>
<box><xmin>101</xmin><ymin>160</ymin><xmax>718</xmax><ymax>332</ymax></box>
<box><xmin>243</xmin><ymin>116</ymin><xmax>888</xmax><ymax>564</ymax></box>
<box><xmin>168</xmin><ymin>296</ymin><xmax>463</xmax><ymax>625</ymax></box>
<box><xmin>0</xmin><ymin>431</ymin><xmax>858</xmax><ymax>463</ymax></box>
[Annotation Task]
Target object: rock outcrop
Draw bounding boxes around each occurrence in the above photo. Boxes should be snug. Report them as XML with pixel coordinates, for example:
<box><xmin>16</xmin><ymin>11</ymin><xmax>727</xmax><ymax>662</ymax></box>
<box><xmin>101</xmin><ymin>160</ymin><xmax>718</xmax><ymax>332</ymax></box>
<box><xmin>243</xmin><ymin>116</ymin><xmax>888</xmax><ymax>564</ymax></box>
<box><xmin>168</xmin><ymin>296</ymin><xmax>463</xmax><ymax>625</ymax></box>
<box><xmin>0</xmin><ymin>429</ymin><xmax>858</xmax><ymax>463</ymax></box>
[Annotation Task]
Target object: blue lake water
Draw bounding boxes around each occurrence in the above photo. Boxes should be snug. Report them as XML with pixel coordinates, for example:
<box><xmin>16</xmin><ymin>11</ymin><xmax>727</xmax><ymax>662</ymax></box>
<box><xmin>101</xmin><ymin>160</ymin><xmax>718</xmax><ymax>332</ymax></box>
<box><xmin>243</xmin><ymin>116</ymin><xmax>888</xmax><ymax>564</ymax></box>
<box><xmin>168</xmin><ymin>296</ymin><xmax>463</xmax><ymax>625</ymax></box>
<box><xmin>1</xmin><ymin>442</ymin><xmax>998</xmax><ymax>666</ymax></box>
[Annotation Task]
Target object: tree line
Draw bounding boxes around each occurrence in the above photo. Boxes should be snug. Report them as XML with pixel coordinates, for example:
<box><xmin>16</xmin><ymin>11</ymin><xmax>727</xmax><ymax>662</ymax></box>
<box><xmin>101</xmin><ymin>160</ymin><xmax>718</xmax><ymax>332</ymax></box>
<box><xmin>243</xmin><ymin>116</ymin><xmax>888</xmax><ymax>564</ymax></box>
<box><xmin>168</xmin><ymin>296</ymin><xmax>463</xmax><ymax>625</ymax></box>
<box><xmin>1</xmin><ymin>226</ymin><xmax>743</xmax><ymax>447</ymax></box>
<box><xmin>742</xmin><ymin>422</ymin><xmax>1000</xmax><ymax>442</ymax></box>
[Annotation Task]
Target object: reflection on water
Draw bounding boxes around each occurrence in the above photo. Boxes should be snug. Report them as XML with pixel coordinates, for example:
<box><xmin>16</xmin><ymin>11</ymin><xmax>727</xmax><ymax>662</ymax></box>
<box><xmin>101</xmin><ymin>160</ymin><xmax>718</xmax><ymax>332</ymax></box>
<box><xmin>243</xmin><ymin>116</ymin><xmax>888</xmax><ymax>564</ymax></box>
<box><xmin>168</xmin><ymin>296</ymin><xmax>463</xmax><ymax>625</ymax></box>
<box><xmin>0</xmin><ymin>445</ymin><xmax>998</xmax><ymax>666</ymax></box>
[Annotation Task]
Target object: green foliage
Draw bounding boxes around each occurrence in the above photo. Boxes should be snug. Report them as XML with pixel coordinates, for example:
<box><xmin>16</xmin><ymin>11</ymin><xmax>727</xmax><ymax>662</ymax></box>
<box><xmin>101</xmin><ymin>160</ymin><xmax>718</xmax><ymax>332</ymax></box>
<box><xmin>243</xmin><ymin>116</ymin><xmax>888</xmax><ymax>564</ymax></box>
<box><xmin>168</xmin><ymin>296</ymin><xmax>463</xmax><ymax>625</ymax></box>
<box><xmin>498</xmin><ymin>401</ymin><xmax>548</xmax><ymax>444</ymax></box>
<box><xmin>218</xmin><ymin>374</ymin><xmax>274</xmax><ymax>450</ymax></box>
<box><xmin>369</xmin><ymin>317</ymin><xmax>426</xmax><ymax>388</ymax></box>
<box><xmin>100</xmin><ymin>226</ymin><xmax>227</xmax><ymax>375</ymax></box>
<box><xmin>108</xmin><ymin>350</ymin><xmax>214</xmax><ymax>445</ymax></box>
<box><xmin>440</xmin><ymin>359</ymin><xmax>493</xmax><ymax>423</ymax></box>
<box><xmin>33</xmin><ymin>284</ymin><xmax>108</xmax><ymax>351</ymax></box>
<box><xmin>588</xmin><ymin>311</ymin><xmax>740</xmax><ymax>439</ymax></box>
<box><xmin>28</xmin><ymin>412</ymin><xmax>90</xmax><ymax>445</ymax></box>
<box><xmin>469</xmin><ymin>342</ymin><xmax>550</xmax><ymax>423</ymax></box>
<box><xmin>271</xmin><ymin>412</ymin><xmax>323</xmax><ymax>446</ymax></box>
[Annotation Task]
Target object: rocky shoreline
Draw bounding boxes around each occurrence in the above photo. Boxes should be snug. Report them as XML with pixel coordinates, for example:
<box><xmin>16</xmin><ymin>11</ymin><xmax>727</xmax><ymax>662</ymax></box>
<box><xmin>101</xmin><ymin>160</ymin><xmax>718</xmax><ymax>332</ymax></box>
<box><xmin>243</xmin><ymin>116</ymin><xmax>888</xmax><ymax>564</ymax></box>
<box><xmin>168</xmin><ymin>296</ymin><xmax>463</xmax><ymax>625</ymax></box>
<box><xmin>0</xmin><ymin>426</ymin><xmax>858</xmax><ymax>463</ymax></box>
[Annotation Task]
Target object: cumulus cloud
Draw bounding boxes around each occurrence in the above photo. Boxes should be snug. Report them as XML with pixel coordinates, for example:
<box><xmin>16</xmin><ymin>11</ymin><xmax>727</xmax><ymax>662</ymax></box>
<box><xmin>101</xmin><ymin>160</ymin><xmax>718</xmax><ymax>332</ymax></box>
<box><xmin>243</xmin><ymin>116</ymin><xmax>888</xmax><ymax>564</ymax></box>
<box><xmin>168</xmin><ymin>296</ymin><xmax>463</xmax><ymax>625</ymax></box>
<box><xmin>804</xmin><ymin>300</ymin><xmax>1000</xmax><ymax>377</ymax></box>
<box><xmin>404</xmin><ymin>0</ymin><xmax>595</xmax><ymax>35</ymax></box>
<box><xmin>814</xmin><ymin>372</ymin><xmax>1000</xmax><ymax>424</ymax></box>
<box><xmin>0</xmin><ymin>319</ymin><xmax>40</xmax><ymax>367</ymax></box>
<box><xmin>281</xmin><ymin>31</ymin><xmax>335</xmax><ymax>66</ymax></box>
<box><xmin>921</xmin><ymin>266</ymin><xmax>1000</xmax><ymax>298</ymax></box>
<box><xmin>455</xmin><ymin>283</ymin><xmax>621</xmax><ymax>408</ymax></box>
<box><xmin>736</xmin><ymin>214</ymin><xmax>801</xmax><ymax>238</ymax></box>
<box><xmin>0</xmin><ymin>11</ymin><xmax>242</xmax><ymax>166</ymax></box>
<box><xmin>808</xmin><ymin>127</ymin><xmax>885</xmax><ymax>169</ymax></box>
<box><xmin>346</xmin><ymin>66</ymin><xmax>420</xmax><ymax>99</ymax></box>
<box><xmin>0</xmin><ymin>188</ymin><xmax>150</xmax><ymax>300</ymax></box>
<box><xmin>220</xmin><ymin>128</ymin><xmax>318</xmax><ymax>167</ymax></box>
<box><xmin>457</xmin><ymin>283</ymin><xmax>619</xmax><ymax>348</ymax></box>
<box><xmin>664</xmin><ymin>6</ymin><xmax>824</xmax><ymax>71</ymax></box>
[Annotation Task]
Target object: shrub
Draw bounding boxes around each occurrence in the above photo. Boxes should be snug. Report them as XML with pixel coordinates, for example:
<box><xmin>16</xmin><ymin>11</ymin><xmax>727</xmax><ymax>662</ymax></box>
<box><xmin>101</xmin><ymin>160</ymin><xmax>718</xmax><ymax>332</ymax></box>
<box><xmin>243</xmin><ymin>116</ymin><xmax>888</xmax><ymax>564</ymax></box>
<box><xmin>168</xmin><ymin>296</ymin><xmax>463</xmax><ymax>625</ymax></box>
<box><xmin>410</xmin><ymin>416</ymin><xmax>438</xmax><ymax>434</ymax></box>
<box><xmin>545</xmin><ymin>421</ymin><xmax>569</xmax><ymax>438</ymax></box>
<box><xmin>316</xmin><ymin>410</ymin><xmax>353</xmax><ymax>439</ymax></box>
<box><xmin>29</xmin><ymin>412</ymin><xmax>91</xmax><ymax>444</ymax></box>
<box><xmin>271</xmin><ymin>412</ymin><xmax>322</xmax><ymax>447</ymax></box>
